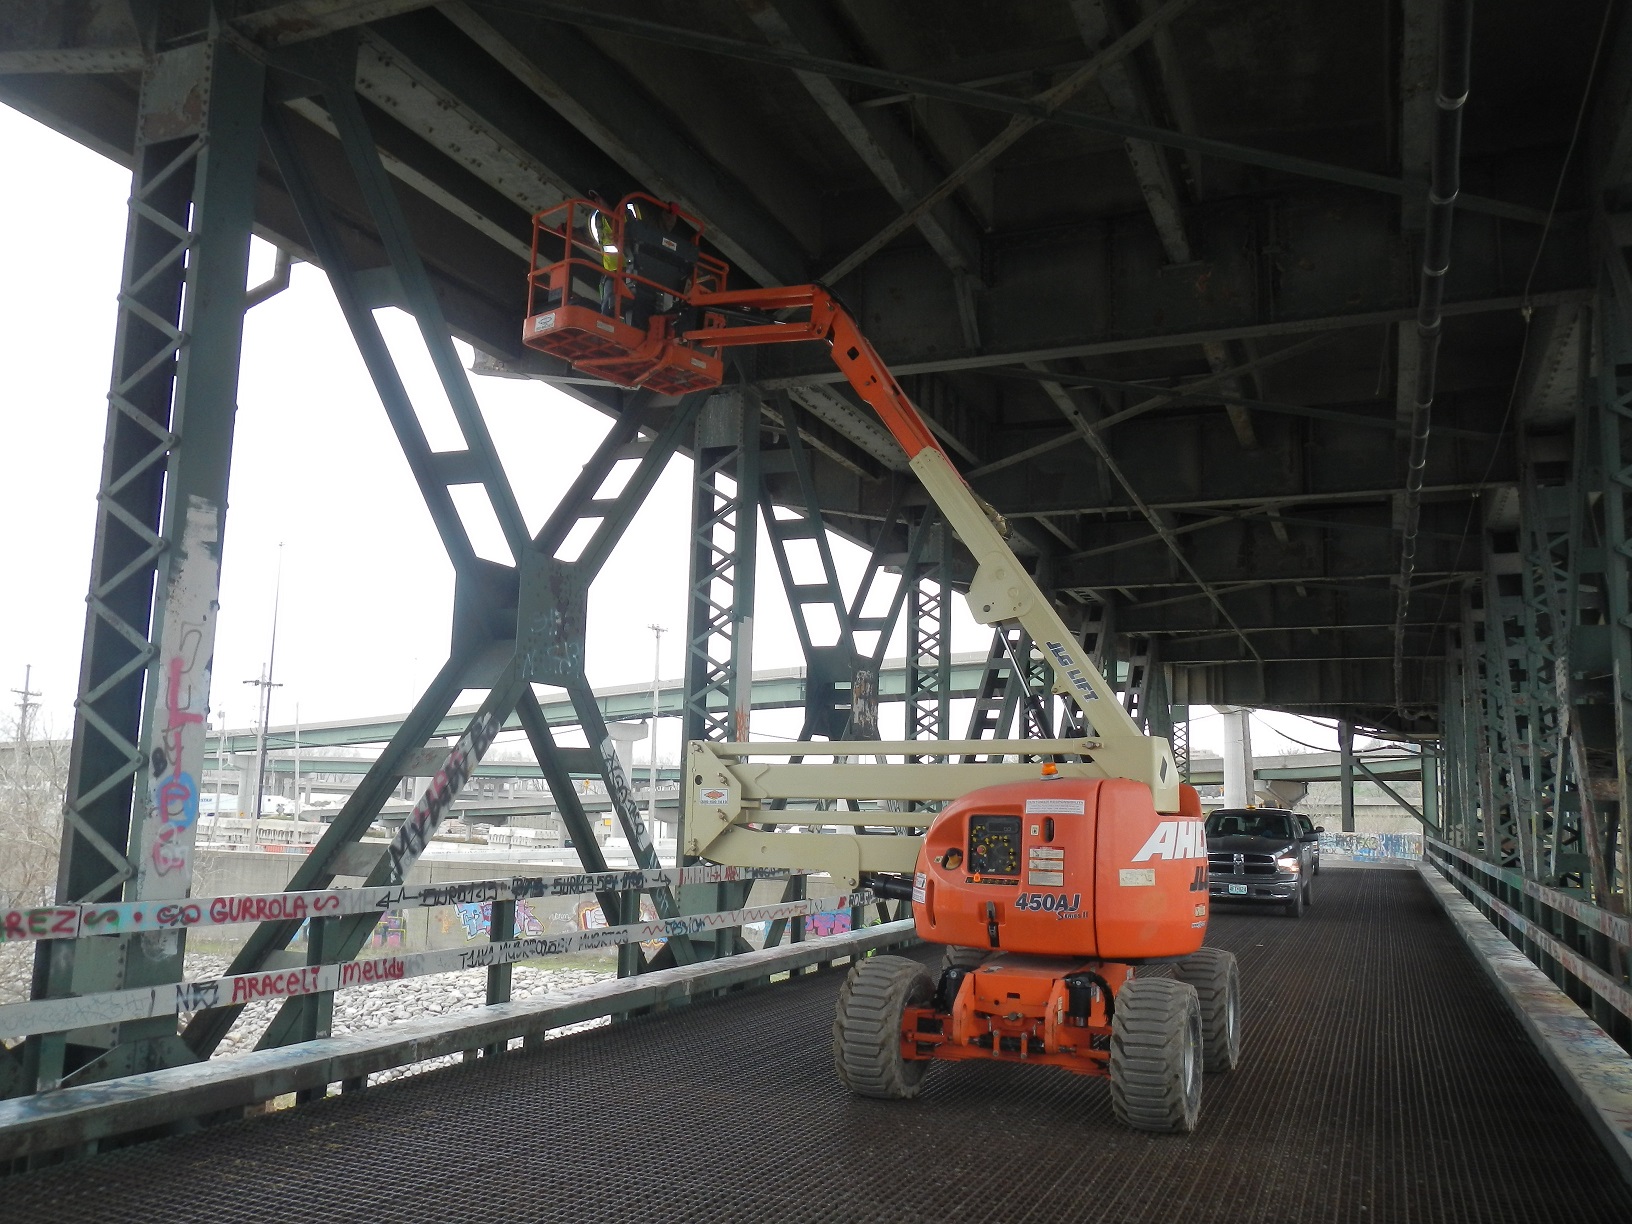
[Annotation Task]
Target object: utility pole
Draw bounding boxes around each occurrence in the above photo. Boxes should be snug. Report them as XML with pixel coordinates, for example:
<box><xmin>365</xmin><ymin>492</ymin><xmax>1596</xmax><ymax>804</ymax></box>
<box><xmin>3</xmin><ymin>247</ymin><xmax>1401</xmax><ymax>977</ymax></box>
<box><xmin>243</xmin><ymin>543</ymin><xmax>285</xmax><ymax>846</ymax></box>
<box><xmin>647</xmin><ymin>623</ymin><xmax>665</xmax><ymax>838</ymax></box>
<box><xmin>293</xmin><ymin>702</ymin><xmax>302</xmax><ymax>822</ymax></box>
<box><xmin>213</xmin><ymin>709</ymin><xmax>227</xmax><ymax>827</ymax></box>
<box><xmin>11</xmin><ymin>665</ymin><xmax>41</xmax><ymax>787</ymax></box>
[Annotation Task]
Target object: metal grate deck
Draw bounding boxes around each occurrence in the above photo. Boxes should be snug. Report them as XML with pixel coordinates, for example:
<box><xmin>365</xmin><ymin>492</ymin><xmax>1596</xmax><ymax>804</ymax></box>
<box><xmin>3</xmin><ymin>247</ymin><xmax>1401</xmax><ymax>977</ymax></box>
<box><xmin>8</xmin><ymin>868</ymin><xmax>1632</xmax><ymax>1223</ymax></box>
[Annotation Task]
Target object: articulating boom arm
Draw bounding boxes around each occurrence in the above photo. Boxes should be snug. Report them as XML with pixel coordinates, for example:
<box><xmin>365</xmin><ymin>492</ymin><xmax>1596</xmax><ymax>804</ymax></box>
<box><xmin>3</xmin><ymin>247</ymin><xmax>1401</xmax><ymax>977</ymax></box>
<box><xmin>685</xmin><ymin>285</ymin><xmax>1178</xmax><ymax>810</ymax></box>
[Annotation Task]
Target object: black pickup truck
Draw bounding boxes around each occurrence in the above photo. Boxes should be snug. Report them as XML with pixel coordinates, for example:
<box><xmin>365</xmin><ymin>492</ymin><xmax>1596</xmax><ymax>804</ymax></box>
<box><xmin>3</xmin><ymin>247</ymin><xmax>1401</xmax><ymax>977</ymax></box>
<box><xmin>1204</xmin><ymin>807</ymin><xmax>1322</xmax><ymax>917</ymax></box>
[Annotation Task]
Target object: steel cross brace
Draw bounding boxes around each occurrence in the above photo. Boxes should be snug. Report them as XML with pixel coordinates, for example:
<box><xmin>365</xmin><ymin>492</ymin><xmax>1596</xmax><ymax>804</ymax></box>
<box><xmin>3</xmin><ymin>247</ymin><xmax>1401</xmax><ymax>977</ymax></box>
<box><xmin>754</xmin><ymin>403</ymin><xmax>929</xmax><ymax>947</ymax></box>
<box><xmin>178</xmin><ymin>49</ymin><xmax>712</xmax><ymax>1058</ymax></box>
<box><xmin>759</xmin><ymin>394</ymin><xmax>918</xmax><ymax>745</ymax></box>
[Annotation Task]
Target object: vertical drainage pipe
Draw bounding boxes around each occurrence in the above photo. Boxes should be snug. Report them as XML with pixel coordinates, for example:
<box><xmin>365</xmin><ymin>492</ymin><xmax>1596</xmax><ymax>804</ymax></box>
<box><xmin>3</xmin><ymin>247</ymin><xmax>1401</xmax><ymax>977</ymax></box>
<box><xmin>1394</xmin><ymin>0</ymin><xmax>1473</xmax><ymax>711</ymax></box>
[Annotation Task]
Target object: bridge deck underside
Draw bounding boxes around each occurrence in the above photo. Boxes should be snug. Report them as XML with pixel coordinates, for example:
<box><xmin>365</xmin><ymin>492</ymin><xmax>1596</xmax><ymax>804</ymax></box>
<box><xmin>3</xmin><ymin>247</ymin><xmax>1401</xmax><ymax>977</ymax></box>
<box><xmin>9</xmin><ymin>869</ymin><xmax>1631</xmax><ymax>1223</ymax></box>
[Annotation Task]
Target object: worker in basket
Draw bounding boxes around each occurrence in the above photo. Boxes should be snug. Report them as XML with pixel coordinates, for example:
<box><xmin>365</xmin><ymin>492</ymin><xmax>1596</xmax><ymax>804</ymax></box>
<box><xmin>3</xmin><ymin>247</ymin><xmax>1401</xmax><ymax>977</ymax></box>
<box><xmin>586</xmin><ymin>191</ymin><xmax>701</xmax><ymax>331</ymax></box>
<box><xmin>585</xmin><ymin>190</ymin><xmax>624</xmax><ymax>319</ymax></box>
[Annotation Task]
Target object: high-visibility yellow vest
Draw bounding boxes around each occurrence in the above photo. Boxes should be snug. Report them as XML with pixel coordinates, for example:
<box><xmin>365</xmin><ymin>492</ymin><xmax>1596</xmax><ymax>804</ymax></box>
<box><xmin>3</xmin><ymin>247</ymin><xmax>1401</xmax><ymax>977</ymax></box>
<box><xmin>588</xmin><ymin>209</ymin><xmax>619</xmax><ymax>273</ymax></box>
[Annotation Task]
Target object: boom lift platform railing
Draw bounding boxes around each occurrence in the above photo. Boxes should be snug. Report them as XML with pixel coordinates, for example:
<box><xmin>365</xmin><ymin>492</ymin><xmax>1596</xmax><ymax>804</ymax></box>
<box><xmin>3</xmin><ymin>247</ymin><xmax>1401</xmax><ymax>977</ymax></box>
<box><xmin>524</xmin><ymin>198</ymin><xmax>1180</xmax><ymax>886</ymax></box>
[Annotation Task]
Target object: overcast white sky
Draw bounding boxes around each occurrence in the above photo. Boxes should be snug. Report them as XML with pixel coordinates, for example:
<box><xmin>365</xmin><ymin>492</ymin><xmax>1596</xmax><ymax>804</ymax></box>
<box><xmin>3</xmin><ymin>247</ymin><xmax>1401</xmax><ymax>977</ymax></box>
<box><xmin>0</xmin><ymin>104</ymin><xmax>1357</xmax><ymax>762</ymax></box>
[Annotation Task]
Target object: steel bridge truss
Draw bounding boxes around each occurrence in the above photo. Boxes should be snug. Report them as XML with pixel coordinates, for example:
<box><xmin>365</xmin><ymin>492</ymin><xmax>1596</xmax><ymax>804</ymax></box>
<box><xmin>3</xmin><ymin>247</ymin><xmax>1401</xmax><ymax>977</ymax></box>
<box><xmin>9</xmin><ymin>29</ymin><xmax>723</xmax><ymax>1095</ymax></box>
<box><xmin>7</xmin><ymin>23</ymin><xmax>1197</xmax><ymax>1099</ymax></box>
<box><xmin>1437</xmin><ymin>250</ymin><xmax>1632</xmax><ymax>1009</ymax></box>
<box><xmin>36</xmin><ymin>8</ymin><xmax>1632</xmax><ymax>1117</ymax></box>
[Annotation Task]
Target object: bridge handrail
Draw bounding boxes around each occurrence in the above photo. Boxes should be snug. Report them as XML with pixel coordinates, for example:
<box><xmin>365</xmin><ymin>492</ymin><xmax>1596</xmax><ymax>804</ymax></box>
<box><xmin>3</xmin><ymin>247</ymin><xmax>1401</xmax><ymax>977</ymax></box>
<box><xmin>1424</xmin><ymin>837</ymin><xmax>1631</xmax><ymax>949</ymax></box>
<box><xmin>0</xmin><ymin>863</ymin><xmax>802</xmax><ymax>945</ymax></box>
<box><xmin>0</xmin><ymin>885</ymin><xmax>873</xmax><ymax>1041</ymax></box>
<box><xmin>1424</xmin><ymin>837</ymin><xmax>1632</xmax><ymax>1032</ymax></box>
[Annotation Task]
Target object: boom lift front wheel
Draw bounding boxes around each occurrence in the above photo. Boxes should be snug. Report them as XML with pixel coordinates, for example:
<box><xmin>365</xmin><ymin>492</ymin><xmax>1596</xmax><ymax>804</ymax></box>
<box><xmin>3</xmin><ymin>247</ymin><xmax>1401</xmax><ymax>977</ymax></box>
<box><xmin>833</xmin><ymin>955</ymin><xmax>936</xmax><ymax>1100</ymax></box>
<box><xmin>1108</xmin><ymin>977</ymin><xmax>1204</xmax><ymax>1133</ymax></box>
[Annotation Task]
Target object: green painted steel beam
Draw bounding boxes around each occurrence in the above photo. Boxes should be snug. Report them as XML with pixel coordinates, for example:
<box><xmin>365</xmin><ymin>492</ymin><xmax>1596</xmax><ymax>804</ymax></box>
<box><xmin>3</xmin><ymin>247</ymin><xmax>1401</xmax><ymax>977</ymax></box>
<box><xmin>204</xmin><ymin>656</ymin><xmax>990</xmax><ymax>754</ymax></box>
<box><xmin>242</xmin><ymin>758</ymin><xmax>685</xmax><ymax>782</ymax></box>
<box><xmin>1186</xmin><ymin>754</ymin><xmax>1424</xmax><ymax>786</ymax></box>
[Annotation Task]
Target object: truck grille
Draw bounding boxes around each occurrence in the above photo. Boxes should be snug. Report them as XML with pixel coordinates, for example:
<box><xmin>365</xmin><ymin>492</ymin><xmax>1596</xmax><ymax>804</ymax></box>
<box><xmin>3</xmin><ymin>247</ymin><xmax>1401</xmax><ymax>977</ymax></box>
<box><xmin>1209</xmin><ymin>852</ymin><xmax>1279</xmax><ymax>877</ymax></box>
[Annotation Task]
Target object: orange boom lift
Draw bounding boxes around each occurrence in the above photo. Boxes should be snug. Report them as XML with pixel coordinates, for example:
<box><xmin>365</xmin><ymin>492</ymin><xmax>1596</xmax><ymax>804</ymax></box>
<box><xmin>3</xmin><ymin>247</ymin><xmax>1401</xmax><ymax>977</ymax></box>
<box><xmin>523</xmin><ymin>197</ymin><xmax>1241</xmax><ymax>1133</ymax></box>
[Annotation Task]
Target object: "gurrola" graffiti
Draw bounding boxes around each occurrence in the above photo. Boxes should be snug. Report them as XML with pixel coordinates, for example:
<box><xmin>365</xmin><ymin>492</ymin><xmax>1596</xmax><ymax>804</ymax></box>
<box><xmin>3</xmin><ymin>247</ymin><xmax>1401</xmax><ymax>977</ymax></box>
<box><xmin>209</xmin><ymin>893</ymin><xmax>342</xmax><ymax>924</ymax></box>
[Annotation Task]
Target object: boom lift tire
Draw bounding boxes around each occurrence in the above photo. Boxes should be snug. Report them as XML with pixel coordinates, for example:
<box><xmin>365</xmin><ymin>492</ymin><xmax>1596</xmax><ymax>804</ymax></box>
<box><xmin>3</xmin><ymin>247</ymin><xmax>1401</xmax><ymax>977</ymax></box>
<box><xmin>1173</xmin><ymin>948</ymin><xmax>1241</xmax><ymax>1074</ymax></box>
<box><xmin>939</xmin><ymin>946</ymin><xmax>989</xmax><ymax>974</ymax></box>
<box><xmin>1108</xmin><ymin>977</ymin><xmax>1203</xmax><ymax>1133</ymax></box>
<box><xmin>833</xmin><ymin>955</ymin><xmax>936</xmax><ymax>1100</ymax></box>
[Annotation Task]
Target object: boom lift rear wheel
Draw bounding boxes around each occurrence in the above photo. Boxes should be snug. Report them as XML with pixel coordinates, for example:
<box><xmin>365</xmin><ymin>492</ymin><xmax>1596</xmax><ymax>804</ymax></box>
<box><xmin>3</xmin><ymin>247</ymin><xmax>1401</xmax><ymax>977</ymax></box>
<box><xmin>833</xmin><ymin>955</ymin><xmax>936</xmax><ymax>1100</ymax></box>
<box><xmin>1108</xmin><ymin>977</ymin><xmax>1203</xmax><ymax>1133</ymax></box>
<box><xmin>1173</xmin><ymin>948</ymin><xmax>1241</xmax><ymax>1073</ymax></box>
<box><xmin>939</xmin><ymin>946</ymin><xmax>989</xmax><ymax>974</ymax></box>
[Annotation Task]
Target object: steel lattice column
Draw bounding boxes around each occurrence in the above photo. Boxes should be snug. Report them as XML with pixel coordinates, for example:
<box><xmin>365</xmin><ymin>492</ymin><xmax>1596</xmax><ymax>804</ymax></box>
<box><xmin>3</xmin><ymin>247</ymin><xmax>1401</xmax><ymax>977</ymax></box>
<box><xmin>1595</xmin><ymin>275</ymin><xmax>1632</xmax><ymax>904</ymax></box>
<box><xmin>1441</xmin><ymin>630</ymin><xmax>1481</xmax><ymax>854</ymax></box>
<box><xmin>904</xmin><ymin>511</ymin><xmax>951</xmax><ymax>754</ymax></box>
<box><xmin>1170</xmin><ymin>705</ymin><xmax>1190</xmax><ymax>782</ymax></box>
<box><xmin>22</xmin><ymin>32</ymin><xmax>266</xmax><ymax>1094</ymax></box>
<box><xmin>683</xmin><ymin>388</ymin><xmax>761</xmax><ymax>747</ymax></box>
<box><xmin>1477</xmin><ymin>534</ymin><xmax>1533</xmax><ymax>873</ymax></box>
<box><xmin>1463</xmin><ymin>588</ymin><xmax>1507</xmax><ymax>861</ymax></box>
<box><xmin>1519</xmin><ymin>437</ymin><xmax>1595</xmax><ymax>889</ymax></box>
<box><xmin>680</xmin><ymin>386</ymin><xmax>761</xmax><ymax>958</ymax></box>
<box><xmin>1121</xmin><ymin>636</ymin><xmax>1158</xmax><ymax>731</ymax></box>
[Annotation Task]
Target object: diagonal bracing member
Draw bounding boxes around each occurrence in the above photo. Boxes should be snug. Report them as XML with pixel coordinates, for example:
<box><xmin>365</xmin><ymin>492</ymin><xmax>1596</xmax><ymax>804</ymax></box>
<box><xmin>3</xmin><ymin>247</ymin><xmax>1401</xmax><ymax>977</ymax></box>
<box><xmin>186</xmin><ymin>47</ymin><xmax>714</xmax><ymax>1057</ymax></box>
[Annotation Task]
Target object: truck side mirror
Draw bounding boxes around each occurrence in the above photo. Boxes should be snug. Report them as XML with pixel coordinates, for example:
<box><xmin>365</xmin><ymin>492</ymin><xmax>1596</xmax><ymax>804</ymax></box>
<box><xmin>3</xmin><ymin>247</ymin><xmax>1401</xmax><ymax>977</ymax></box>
<box><xmin>1315</xmin><ymin>826</ymin><xmax>1325</xmax><ymax>834</ymax></box>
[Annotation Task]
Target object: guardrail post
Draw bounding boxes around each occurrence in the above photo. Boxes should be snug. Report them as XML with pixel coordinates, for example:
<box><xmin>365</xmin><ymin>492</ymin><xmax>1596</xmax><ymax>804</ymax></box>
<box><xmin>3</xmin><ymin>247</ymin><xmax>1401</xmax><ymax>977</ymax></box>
<box><xmin>295</xmin><ymin>916</ymin><xmax>335</xmax><ymax>1104</ymax></box>
<box><xmin>481</xmin><ymin>899</ymin><xmax>516</xmax><ymax>1058</ymax></box>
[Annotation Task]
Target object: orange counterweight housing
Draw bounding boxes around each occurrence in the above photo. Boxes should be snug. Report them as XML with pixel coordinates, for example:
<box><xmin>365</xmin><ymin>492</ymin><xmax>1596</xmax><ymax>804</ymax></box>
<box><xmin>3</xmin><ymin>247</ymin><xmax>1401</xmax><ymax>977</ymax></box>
<box><xmin>910</xmin><ymin>778</ymin><xmax>1208</xmax><ymax>962</ymax></box>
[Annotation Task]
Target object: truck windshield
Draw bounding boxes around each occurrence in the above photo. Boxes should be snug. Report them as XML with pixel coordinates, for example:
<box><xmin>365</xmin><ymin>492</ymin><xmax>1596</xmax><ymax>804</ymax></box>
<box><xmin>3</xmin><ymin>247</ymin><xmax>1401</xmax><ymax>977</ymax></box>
<box><xmin>1206</xmin><ymin>810</ymin><xmax>1295</xmax><ymax>840</ymax></box>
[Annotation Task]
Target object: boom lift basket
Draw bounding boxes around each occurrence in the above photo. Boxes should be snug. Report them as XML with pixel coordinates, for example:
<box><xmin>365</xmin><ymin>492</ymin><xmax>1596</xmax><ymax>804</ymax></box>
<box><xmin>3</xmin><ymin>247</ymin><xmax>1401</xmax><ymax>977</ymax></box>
<box><xmin>522</xmin><ymin>194</ymin><xmax>728</xmax><ymax>395</ymax></box>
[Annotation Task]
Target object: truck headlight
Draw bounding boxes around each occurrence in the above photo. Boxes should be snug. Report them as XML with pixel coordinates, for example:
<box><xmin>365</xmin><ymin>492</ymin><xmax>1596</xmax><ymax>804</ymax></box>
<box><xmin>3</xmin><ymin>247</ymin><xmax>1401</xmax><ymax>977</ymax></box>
<box><xmin>1276</xmin><ymin>856</ymin><xmax>1301</xmax><ymax>873</ymax></box>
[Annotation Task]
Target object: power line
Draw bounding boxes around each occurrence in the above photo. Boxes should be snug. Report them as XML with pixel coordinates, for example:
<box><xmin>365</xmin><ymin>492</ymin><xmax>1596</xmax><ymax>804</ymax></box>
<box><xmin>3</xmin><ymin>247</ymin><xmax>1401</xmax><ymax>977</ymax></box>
<box><xmin>1249</xmin><ymin>712</ymin><xmax>1416</xmax><ymax>758</ymax></box>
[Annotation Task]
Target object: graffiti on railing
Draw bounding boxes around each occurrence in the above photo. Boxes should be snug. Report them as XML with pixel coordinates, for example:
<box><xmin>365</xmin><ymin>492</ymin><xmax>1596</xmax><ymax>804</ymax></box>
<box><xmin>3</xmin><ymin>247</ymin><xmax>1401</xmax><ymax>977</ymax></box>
<box><xmin>805</xmin><ymin>908</ymin><xmax>853</xmax><ymax>937</ymax></box>
<box><xmin>454</xmin><ymin>898</ymin><xmax>546</xmax><ymax>941</ymax></box>
<box><xmin>1319</xmin><ymin>832</ymin><xmax>1423</xmax><ymax>861</ymax></box>
<box><xmin>0</xmin><ymin>863</ymin><xmax>799</xmax><ymax>944</ymax></box>
<box><xmin>0</xmin><ymin>890</ymin><xmax>876</xmax><ymax>1040</ymax></box>
<box><xmin>371</xmin><ymin>911</ymin><xmax>406</xmax><ymax>949</ymax></box>
<box><xmin>577</xmin><ymin>896</ymin><xmax>665</xmax><ymax>955</ymax></box>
